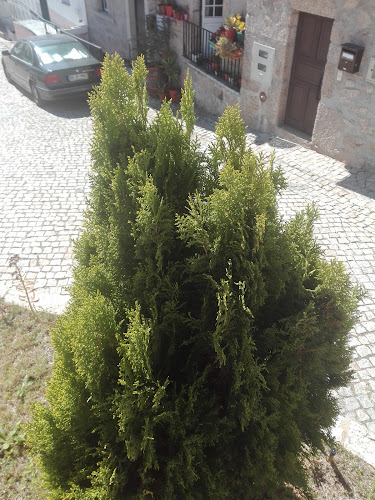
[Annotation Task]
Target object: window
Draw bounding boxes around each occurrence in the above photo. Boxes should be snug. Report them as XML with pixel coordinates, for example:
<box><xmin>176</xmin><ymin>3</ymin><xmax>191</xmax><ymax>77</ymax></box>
<box><xmin>35</xmin><ymin>42</ymin><xmax>91</xmax><ymax>65</ymax></box>
<box><xmin>23</xmin><ymin>44</ymin><xmax>33</xmax><ymax>64</ymax></box>
<box><xmin>102</xmin><ymin>0</ymin><xmax>109</xmax><ymax>12</ymax></box>
<box><xmin>11</xmin><ymin>41</ymin><xmax>25</xmax><ymax>59</ymax></box>
<box><xmin>11</xmin><ymin>41</ymin><xmax>33</xmax><ymax>64</ymax></box>
<box><xmin>204</xmin><ymin>0</ymin><xmax>223</xmax><ymax>17</ymax></box>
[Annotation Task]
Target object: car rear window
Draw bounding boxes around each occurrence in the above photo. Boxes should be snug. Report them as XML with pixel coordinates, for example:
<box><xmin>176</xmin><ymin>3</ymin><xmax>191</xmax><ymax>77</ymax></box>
<box><xmin>35</xmin><ymin>42</ymin><xmax>91</xmax><ymax>65</ymax></box>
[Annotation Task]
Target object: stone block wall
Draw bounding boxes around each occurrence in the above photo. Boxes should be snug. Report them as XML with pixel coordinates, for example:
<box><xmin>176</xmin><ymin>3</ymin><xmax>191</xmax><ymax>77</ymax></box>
<box><xmin>85</xmin><ymin>0</ymin><xmax>137</xmax><ymax>61</ymax></box>
<box><xmin>225</xmin><ymin>0</ymin><xmax>247</xmax><ymax>18</ymax></box>
<box><xmin>183</xmin><ymin>62</ymin><xmax>241</xmax><ymax>116</ymax></box>
<box><xmin>239</xmin><ymin>0</ymin><xmax>375</xmax><ymax>168</ymax></box>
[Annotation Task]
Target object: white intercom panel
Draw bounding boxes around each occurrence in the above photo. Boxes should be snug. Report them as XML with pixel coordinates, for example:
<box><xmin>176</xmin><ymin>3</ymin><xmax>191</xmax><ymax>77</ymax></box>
<box><xmin>251</xmin><ymin>42</ymin><xmax>276</xmax><ymax>87</ymax></box>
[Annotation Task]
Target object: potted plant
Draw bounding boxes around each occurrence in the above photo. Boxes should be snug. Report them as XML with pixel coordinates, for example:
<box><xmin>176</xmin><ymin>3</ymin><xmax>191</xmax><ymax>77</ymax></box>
<box><xmin>156</xmin><ymin>81</ymin><xmax>168</xmax><ymax>100</ymax></box>
<box><xmin>223</xmin><ymin>15</ymin><xmax>237</xmax><ymax>41</ymax></box>
<box><xmin>160</xmin><ymin>51</ymin><xmax>181</xmax><ymax>101</ymax></box>
<box><xmin>183</xmin><ymin>6</ymin><xmax>189</xmax><ymax>20</ymax></box>
<box><xmin>210</xmin><ymin>55</ymin><xmax>220</xmax><ymax>73</ymax></box>
<box><xmin>157</xmin><ymin>3</ymin><xmax>166</xmax><ymax>15</ymax></box>
<box><xmin>191</xmin><ymin>52</ymin><xmax>202</xmax><ymax>63</ymax></box>
<box><xmin>233</xmin><ymin>14</ymin><xmax>245</xmax><ymax>45</ymax></box>
<box><xmin>215</xmin><ymin>36</ymin><xmax>242</xmax><ymax>60</ymax></box>
<box><xmin>173</xmin><ymin>5</ymin><xmax>184</xmax><ymax>20</ymax></box>
<box><xmin>209</xmin><ymin>27</ymin><xmax>222</xmax><ymax>49</ymax></box>
<box><xmin>165</xmin><ymin>0</ymin><xmax>174</xmax><ymax>17</ymax></box>
<box><xmin>141</xmin><ymin>14</ymin><xmax>171</xmax><ymax>67</ymax></box>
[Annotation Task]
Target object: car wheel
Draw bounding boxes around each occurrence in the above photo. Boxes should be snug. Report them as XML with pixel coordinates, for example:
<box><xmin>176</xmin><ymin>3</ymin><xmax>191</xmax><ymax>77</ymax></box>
<box><xmin>2</xmin><ymin>64</ymin><xmax>12</xmax><ymax>83</ymax></box>
<box><xmin>30</xmin><ymin>82</ymin><xmax>44</xmax><ymax>106</ymax></box>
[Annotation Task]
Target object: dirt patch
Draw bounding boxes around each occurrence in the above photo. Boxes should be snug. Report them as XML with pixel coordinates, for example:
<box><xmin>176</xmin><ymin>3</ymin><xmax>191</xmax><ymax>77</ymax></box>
<box><xmin>0</xmin><ymin>302</ymin><xmax>55</xmax><ymax>499</ymax></box>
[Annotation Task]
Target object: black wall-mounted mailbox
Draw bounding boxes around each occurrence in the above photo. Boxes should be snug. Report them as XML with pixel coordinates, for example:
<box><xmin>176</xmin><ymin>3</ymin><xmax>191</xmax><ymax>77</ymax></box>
<box><xmin>338</xmin><ymin>43</ymin><xmax>364</xmax><ymax>73</ymax></box>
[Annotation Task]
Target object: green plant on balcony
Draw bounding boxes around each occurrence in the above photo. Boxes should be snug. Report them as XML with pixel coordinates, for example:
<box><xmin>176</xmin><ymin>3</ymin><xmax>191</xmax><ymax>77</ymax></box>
<box><xmin>224</xmin><ymin>14</ymin><xmax>245</xmax><ymax>31</ymax></box>
<box><xmin>215</xmin><ymin>36</ymin><xmax>242</xmax><ymax>60</ymax></box>
<box><xmin>222</xmin><ymin>14</ymin><xmax>245</xmax><ymax>45</ymax></box>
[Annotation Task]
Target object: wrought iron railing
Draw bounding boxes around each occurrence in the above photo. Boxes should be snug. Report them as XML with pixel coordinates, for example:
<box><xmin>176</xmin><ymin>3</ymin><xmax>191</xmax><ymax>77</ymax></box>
<box><xmin>6</xmin><ymin>0</ymin><xmax>104</xmax><ymax>61</ymax></box>
<box><xmin>183</xmin><ymin>20</ymin><xmax>242</xmax><ymax>92</ymax></box>
<box><xmin>60</xmin><ymin>30</ymin><xmax>104</xmax><ymax>62</ymax></box>
<box><xmin>7</xmin><ymin>0</ymin><xmax>57</xmax><ymax>34</ymax></box>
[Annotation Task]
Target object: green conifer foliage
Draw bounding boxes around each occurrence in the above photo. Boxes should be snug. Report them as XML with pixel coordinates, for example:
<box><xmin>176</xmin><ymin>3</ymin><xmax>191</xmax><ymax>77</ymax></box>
<box><xmin>29</xmin><ymin>54</ymin><xmax>360</xmax><ymax>499</ymax></box>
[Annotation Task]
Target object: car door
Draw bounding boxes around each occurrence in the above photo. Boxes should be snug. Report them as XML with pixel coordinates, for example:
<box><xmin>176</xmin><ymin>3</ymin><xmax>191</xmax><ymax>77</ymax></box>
<box><xmin>12</xmin><ymin>42</ymin><xmax>35</xmax><ymax>91</ymax></box>
<box><xmin>5</xmin><ymin>41</ymin><xmax>24</xmax><ymax>84</ymax></box>
<box><xmin>6</xmin><ymin>41</ymin><xmax>34</xmax><ymax>90</ymax></box>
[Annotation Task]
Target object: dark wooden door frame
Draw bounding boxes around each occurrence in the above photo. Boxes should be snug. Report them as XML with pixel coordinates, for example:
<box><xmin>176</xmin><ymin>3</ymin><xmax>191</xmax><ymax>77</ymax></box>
<box><xmin>285</xmin><ymin>12</ymin><xmax>333</xmax><ymax>136</ymax></box>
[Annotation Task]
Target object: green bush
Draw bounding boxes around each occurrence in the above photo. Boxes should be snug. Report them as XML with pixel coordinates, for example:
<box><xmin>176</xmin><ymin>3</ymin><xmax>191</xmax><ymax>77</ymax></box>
<box><xmin>28</xmin><ymin>53</ymin><xmax>360</xmax><ymax>499</ymax></box>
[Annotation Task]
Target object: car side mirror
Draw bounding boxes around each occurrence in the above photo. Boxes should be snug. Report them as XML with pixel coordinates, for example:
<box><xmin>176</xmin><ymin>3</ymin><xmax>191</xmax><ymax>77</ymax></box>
<box><xmin>2</xmin><ymin>49</ymin><xmax>10</xmax><ymax>56</ymax></box>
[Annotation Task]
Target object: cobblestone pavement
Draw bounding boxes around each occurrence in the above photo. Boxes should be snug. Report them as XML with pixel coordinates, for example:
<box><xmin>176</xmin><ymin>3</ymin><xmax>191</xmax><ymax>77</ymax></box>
<box><xmin>0</xmin><ymin>39</ymin><xmax>92</xmax><ymax>311</ymax></box>
<box><xmin>1</xmin><ymin>37</ymin><xmax>375</xmax><ymax>467</ymax></box>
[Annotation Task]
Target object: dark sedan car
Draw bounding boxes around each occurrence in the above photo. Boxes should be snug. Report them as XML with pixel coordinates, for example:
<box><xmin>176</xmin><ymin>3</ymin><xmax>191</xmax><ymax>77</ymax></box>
<box><xmin>2</xmin><ymin>34</ymin><xmax>102</xmax><ymax>105</ymax></box>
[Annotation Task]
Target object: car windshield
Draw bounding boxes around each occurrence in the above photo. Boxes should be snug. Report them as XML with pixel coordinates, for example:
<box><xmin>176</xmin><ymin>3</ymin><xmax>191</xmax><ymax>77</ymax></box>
<box><xmin>35</xmin><ymin>41</ymin><xmax>91</xmax><ymax>65</ymax></box>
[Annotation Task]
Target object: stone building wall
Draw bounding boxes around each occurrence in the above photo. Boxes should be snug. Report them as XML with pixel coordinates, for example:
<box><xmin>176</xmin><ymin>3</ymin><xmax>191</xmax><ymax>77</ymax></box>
<box><xmin>85</xmin><ymin>0</ymin><xmax>137</xmax><ymax>60</ymax></box>
<box><xmin>142</xmin><ymin>0</ymin><xmax>375</xmax><ymax>167</ymax></box>
<box><xmin>225</xmin><ymin>0</ymin><xmax>247</xmax><ymax>18</ymax></box>
<box><xmin>239</xmin><ymin>0</ymin><xmax>375</xmax><ymax>168</ymax></box>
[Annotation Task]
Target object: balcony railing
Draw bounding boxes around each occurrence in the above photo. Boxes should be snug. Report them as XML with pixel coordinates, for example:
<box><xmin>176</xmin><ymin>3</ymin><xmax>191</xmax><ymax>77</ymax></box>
<box><xmin>183</xmin><ymin>20</ymin><xmax>242</xmax><ymax>92</ymax></box>
<box><xmin>6</xmin><ymin>0</ymin><xmax>104</xmax><ymax>61</ymax></box>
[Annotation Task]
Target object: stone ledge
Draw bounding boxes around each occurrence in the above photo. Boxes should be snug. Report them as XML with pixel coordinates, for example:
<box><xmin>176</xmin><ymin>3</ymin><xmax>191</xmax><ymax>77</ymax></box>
<box><xmin>186</xmin><ymin>61</ymin><xmax>241</xmax><ymax>96</ymax></box>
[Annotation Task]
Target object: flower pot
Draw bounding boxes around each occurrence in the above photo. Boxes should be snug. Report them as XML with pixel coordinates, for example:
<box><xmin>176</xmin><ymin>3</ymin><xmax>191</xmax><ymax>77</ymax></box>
<box><xmin>158</xmin><ymin>93</ymin><xmax>167</xmax><ymax>100</ymax></box>
<box><xmin>165</xmin><ymin>5</ymin><xmax>173</xmax><ymax>16</ymax></box>
<box><xmin>211</xmin><ymin>62</ymin><xmax>220</xmax><ymax>71</ymax></box>
<box><xmin>224</xmin><ymin>28</ymin><xmax>237</xmax><ymax>41</ymax></box>
<box><xmin>183</xmin><ymin>13</ymin><xmax>189</xmax><ymax>21</ymax></box>
<box><xmin>146</xmin><ymin>66</ymin><xmax>162</xmax><ymax>97</ymax></box>
<box><xmin>236</xmin><ymin>31</ymin><xmax>244</xmax><ymax>45</ymax></box>
<box><xmin>173</xmin><ymin>11</ymin><xmax>181</xmax><ymax>20</ymax></box>
<box><xmin>158</xmin><ymin>4</ymin><xmax>166</xmax><ymax>15</ymax></box>
<box><xmin>168</xmin><ymin>89</ymin><xmax>180</xmax><ymax>102</ymax></box>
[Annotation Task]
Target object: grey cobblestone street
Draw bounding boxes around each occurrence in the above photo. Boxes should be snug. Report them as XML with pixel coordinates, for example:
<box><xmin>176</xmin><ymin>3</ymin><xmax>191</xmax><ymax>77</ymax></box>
<box><xmin>1</xmin><ymin>38</ymin><xmax>375</xmax><ymax>467</ymax></box>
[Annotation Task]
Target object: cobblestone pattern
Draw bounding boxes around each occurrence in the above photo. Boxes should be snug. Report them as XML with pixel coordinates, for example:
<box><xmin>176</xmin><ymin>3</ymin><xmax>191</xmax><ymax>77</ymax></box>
<box><xmin>0</xmin><ymin>39</ymin><xmax>92</xmax><ymax>311</ymax></box>
<box><xmin>1</xmin><ymin>38</ymin><xmax>374</xmax><ymax>463</ymax></box>
<box><xmin>190</xmin><ymin>113</ymin><xmax>375</xmax><ymax>461</ymax></box>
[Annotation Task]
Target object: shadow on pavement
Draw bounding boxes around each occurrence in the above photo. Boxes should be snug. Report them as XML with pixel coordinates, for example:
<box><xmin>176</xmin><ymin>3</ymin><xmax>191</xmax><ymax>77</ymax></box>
<box><xmin>337</xmin><ymin>165</ymin><xmax>375</xmax><ymax>200</ymax></box>
<box><xmin>10</xmin><ymin>81</ymin><xmax>91</xmax><ymax>119</ymax></box>
<box><xmin>44</xmin><ymin>97</ymin><xmax>91</xmax><ymax>119</ymax></box>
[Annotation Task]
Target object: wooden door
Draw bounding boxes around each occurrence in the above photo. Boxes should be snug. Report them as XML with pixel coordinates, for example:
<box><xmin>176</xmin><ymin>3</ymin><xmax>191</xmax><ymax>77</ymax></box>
<box><xmin>285</xmin><ymin>13</ymin><xmax>333</xmax><ymax>135</ymax></box>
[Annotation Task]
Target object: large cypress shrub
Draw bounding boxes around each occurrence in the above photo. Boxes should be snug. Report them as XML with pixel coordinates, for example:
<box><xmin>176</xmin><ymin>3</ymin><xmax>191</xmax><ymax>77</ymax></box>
<box><xmin>29</xmin><ymin>54</ymin><xmax>360</xmax><ymax>499</ymax></box>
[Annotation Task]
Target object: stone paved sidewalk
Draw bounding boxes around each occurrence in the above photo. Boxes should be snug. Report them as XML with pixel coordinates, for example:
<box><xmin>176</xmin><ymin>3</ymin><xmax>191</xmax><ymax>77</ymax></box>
<box><xmin>1</xmin><ymin>37</ymin><xmax>374</xmax><ymax>466</ymax></box>
<box><xmin>190</xmin><ymin>111</ymin><xmax>375</xmax><ymax>466</ymax></box>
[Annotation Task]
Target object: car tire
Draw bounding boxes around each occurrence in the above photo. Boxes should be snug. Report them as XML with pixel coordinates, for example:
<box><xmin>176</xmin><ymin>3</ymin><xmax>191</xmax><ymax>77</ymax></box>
<box><xmin>2</xmin><ymin>64</ymin><xmax>12</xmax><ymax>83</ymax></box>
<box><xmin>30</xmin><ymin>82</ymin><xmax>44</xmax><ymax>106</ymax></box>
